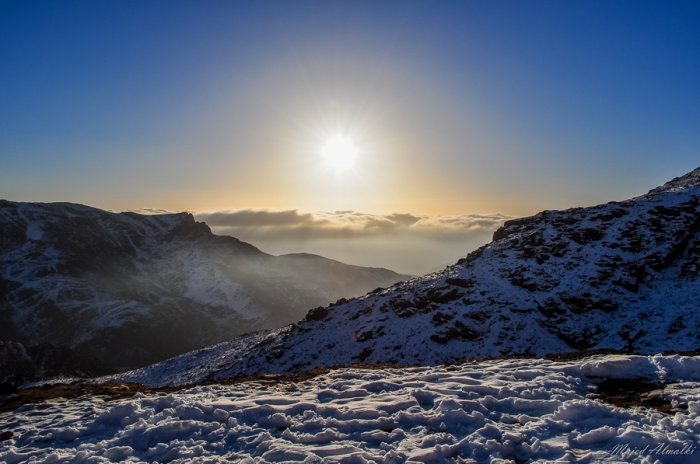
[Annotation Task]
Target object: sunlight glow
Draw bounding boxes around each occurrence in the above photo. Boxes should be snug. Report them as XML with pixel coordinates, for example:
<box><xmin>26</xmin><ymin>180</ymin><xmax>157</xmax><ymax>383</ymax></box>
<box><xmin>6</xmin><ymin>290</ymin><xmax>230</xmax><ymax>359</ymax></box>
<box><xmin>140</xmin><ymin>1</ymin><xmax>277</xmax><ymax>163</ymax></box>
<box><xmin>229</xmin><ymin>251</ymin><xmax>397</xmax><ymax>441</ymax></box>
<box><xmin>320</xmin><ymin>134</ymin><xmax>358</xmax><ymax>172</ymax></box>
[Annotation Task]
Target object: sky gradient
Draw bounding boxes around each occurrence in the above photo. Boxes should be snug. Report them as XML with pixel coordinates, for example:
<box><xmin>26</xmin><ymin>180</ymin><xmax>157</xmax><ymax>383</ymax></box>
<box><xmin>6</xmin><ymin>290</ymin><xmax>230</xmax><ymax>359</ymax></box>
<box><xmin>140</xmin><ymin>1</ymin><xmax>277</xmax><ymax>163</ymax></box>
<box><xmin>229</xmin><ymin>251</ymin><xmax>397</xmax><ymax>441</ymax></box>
<box><xmin>2</xmin><ymin>1</ymin><xmax>699</xmax><ymax>273</ymax></box>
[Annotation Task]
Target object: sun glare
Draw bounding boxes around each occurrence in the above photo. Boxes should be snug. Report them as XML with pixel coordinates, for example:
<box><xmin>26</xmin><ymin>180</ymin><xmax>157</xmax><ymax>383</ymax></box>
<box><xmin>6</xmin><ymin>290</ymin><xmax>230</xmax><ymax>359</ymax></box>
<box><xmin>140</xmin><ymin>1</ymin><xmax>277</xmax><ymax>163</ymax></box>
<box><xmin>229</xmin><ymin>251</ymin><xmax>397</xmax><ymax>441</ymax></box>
<box><xmin>320</xmin><ymin>134</ymin><xmax>357</xmax><ymax>171</ymax></box>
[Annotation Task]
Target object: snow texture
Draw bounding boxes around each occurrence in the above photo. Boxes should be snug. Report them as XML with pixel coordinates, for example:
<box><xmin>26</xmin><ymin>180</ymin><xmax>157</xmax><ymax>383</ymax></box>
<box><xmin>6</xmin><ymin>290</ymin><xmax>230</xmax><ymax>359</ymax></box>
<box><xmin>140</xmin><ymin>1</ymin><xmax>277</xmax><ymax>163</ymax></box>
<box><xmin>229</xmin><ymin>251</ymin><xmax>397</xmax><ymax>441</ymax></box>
<box><xmin>2</xmin><ymin>355</ymin><xmax>699</xmax><ymax>463</ymax></box>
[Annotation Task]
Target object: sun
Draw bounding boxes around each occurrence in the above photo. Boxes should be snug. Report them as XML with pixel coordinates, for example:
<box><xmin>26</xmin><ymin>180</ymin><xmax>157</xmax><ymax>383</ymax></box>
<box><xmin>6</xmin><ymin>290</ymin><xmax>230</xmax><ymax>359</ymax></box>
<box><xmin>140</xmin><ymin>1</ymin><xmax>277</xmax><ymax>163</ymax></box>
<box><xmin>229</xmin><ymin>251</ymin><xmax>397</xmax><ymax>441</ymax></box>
<box><xmin>320</xmin><ymin>134</ymin><xmax>357</xmax><ymax>171</ymax></box>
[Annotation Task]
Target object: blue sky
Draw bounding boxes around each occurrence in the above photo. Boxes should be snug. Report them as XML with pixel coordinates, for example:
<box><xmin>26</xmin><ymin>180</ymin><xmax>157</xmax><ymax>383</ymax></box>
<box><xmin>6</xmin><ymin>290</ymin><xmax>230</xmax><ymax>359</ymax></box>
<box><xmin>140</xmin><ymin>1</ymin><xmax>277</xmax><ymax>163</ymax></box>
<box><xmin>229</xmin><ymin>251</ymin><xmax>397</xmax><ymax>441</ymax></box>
<box><xmin>2</xmin><ymin>1</ymin><xmax>699</xmax><ymax>213</ymax></box>
<box><xmin>1</xmin><ymin>1</ymin><xmax>699</xmax><ymax>271</ymax></box>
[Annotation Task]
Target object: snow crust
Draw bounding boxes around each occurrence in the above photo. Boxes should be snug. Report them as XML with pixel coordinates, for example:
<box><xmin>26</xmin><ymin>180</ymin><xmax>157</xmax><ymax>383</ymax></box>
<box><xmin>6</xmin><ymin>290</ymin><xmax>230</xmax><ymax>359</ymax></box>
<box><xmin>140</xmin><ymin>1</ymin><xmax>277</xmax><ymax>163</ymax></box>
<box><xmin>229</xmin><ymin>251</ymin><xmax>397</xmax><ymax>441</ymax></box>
<box><xmin>2</xmin><ymin>355</ymin><xmax>699</xmax><ymax>463</ymax></box>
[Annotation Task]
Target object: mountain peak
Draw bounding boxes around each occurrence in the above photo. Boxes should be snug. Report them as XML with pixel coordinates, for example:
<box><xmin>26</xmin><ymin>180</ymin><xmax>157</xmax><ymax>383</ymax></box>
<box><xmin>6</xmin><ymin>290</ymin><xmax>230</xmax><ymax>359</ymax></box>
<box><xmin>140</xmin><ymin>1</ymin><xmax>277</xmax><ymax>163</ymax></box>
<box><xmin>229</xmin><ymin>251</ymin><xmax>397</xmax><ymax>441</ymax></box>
<box><xmin>646</xmin><ymin>166</ymin><xmax>700</xmax><ymax>196</ymax></box>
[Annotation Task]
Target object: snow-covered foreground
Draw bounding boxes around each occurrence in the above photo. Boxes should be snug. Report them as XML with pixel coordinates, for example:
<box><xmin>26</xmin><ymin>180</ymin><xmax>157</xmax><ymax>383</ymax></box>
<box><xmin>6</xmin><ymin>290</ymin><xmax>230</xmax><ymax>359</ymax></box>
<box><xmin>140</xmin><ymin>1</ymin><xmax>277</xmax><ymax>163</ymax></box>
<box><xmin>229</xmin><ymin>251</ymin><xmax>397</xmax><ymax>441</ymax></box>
<box><xmin>2</xmin><ymin>355</ymin><xmax>699</xmax><ymax>463</ymax></box>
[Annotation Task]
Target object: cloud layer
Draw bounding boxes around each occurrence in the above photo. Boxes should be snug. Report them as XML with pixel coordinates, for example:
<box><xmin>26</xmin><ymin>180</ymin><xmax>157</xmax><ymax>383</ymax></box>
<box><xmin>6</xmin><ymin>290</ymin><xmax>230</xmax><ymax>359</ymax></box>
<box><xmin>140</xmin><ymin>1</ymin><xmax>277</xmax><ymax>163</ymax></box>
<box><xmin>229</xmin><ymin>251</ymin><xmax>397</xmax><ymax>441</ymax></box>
<box><xmin>197</xmin><ymin>209</ymin><xmax>511</xmax><ymax>241</ymax></box>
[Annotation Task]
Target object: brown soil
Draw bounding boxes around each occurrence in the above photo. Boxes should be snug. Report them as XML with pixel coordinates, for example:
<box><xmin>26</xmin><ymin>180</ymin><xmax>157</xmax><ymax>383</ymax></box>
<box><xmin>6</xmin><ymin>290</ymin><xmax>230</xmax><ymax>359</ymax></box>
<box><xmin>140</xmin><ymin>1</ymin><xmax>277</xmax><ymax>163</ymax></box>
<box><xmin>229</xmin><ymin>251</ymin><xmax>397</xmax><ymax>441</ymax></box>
<box><xmin>591</xmin><ymin>378</ymin><xmax>687</xmax><ymax>415</ymax></box>
<box><xmin>0</xmin><ymin>382</ymin><xmax>166</xmax><ymax>414</ymax></box>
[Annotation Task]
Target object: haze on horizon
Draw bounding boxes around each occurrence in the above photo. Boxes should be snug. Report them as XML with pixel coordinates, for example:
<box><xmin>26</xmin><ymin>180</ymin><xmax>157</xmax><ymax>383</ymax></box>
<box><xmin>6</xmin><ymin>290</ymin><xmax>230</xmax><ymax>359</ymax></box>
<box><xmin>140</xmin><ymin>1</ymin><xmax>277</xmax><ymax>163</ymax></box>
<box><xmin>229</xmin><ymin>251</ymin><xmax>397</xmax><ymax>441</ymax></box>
<box><xmin>1</xmin><ymin>1</ymin><xmax>699</xmax><ymax>274</ymax></box>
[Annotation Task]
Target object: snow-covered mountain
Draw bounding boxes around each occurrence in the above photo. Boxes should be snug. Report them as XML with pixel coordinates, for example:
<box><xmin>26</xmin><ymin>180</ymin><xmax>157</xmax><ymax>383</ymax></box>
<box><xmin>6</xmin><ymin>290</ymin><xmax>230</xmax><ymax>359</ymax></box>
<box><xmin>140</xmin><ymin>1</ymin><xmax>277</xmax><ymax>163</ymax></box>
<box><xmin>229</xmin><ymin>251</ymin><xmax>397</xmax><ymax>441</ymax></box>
<box><xmin>0</xmin><ymin>201</ymin><xmax>409</xmax><ymax>378</ymax></box>
<box><xmin>115</xmin><ymin>168</ymin><xmax>700</xmax><ymax>387</ymax></box>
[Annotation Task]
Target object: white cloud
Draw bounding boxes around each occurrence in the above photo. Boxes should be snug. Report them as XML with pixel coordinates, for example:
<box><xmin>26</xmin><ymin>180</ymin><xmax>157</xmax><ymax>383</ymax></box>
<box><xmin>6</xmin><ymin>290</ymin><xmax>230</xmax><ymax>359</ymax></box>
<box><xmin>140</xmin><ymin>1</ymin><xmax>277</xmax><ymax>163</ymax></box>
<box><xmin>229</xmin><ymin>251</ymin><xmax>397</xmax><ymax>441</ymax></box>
<box><xmin>197</xmin><ymin>210</ymin><xmax>511</xmax><ymax>241</ymax></box>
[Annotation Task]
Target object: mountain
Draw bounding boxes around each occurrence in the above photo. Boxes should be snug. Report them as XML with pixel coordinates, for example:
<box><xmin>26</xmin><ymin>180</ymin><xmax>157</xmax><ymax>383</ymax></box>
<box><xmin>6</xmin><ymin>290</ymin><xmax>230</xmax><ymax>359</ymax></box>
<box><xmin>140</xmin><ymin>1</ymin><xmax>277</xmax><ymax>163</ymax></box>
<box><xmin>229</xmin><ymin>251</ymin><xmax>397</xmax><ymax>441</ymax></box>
<box><xmin>0</xmin><ymin>200</ymin><xmax>409</xmax><ymax>379</ymax></box>
<box><xmin>113</xmin><ymin>168</ymin><xmax>700</xmax><ymax>387</ymax></box>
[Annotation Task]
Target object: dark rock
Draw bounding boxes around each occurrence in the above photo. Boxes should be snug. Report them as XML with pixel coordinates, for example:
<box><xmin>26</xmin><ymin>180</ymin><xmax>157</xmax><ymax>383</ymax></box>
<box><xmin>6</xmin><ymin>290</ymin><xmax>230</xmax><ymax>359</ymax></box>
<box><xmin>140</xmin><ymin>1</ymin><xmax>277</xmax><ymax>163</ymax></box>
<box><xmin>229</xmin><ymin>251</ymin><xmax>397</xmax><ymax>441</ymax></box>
<box><xmin>432</xmin><ymin>312</ymin><xmax>452</xmax><ymax>325</ymax></box>
<box><xmin>445</xmin><ymin>278</ymin><xmax>474</xmax><ymax>288</ymax></box>
<box><xmin>430</xmin><ymin>321</ymin><xmax>483</xmax><ymax>344</ymax></box>
<box><xmin>356</xmin><ymin>347</ymin><xmax>373</xmax><ymax>362</ymax></box>
<box><xmin>456</xmin><ymin>245</ymin><xmax>488</xmax><ymax>266</ymax></box>
<box><xmin>505</xmin><ymin>268</ymin><xmax>540</xmax><ymax>291</ymax></box>
<box><xmin>492</xmin><ymin>216</ymin><xmax>540</xmax><ymax>241</ymax></box>
<box><xmin>349</xmin><ymin>307</ymin><xmax>373</xmax><ymax>320</ymax></box>
<box><xmin>551</xmin><ymin>327</ymin><xmax>601</xmax><ymax>350</ymax></box>
<box><xmin>0</xmin><ymin>381</ymin><xmax>17</xmax><ymax>395</ymax></box>
<box><xmin>559</xmin><ymin>295</ymin><xmax>618</xmax><ymax>314</ymax></box>
<box><xmin>569</xmin><ymin>227</ymin><xmax>604</xmax><ymax>245</ymax></box>
<box><xmin>422</xmin><ymin>288</ymin><xmax>463</xmax><ymax>305</ymax></box>
<box><xmin>389</xmin><ymin>298</ymin><xmax>416</xmax><ymax>318</ymax></box>
<box><xmin>355</xmin><ymin>329</ymin><xmax>376</xmax><ymax>342</ymax></box>
<box><xmin>303</xmin><ymin>306</ymin><xmax>329</xmax><ymax>322</ymax></box>
<box><xmin>463</xmin><ymin>311</ymin><xmax>490</xmax><ymax>322</ymax></box>
<box><xmin>590</xmin><ymin>207</ymin><xmax>628</xmax><ymax>222</ymax></box>
<box><xmin>668</xmin><ymin>317</ymin><xmax>686</xmax><ymax>334</ymax></box>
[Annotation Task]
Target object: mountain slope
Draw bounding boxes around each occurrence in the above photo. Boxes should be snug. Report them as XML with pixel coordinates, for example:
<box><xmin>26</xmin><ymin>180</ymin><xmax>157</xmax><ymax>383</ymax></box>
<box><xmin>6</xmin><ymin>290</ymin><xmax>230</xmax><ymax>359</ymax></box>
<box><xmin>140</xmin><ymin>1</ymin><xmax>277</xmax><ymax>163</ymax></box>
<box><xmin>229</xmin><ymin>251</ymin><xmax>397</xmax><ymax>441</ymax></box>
<box><xmin>115</xmin><ymin>168</ymin><xmax>700</xmax><ymax>387</ymax></box>
<box><xmin>0</xmin><ymin>200</ymin><xmax>409</xmax><ymax>377</ymax></box>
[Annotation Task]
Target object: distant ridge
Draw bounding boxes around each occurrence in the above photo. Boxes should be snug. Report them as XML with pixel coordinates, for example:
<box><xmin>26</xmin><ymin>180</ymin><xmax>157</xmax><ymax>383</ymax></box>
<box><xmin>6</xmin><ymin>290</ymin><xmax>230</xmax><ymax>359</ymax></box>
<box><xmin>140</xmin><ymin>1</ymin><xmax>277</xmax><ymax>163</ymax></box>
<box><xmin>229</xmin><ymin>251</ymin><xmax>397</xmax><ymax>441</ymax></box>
<box><xmin>0</xmin><ymin>200</ymin><xmax>409</xmax><ymax>382</ymax></box>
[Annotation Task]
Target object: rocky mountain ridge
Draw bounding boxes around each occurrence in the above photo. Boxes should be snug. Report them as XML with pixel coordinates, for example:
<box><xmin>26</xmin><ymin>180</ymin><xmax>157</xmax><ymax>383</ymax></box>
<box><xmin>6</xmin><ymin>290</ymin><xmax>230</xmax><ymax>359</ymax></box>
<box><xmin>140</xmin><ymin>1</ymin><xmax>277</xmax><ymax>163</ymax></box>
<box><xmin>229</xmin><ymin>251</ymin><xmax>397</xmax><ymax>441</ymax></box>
<box><xmin>0</xmin><ymin>200</ymin><xmax>408</xmax><ymax>380</ymax></box>
<box><xmin>112</xmin><ymin>168</ymin><xmax>700</xmax><ymax>387</ymax></box>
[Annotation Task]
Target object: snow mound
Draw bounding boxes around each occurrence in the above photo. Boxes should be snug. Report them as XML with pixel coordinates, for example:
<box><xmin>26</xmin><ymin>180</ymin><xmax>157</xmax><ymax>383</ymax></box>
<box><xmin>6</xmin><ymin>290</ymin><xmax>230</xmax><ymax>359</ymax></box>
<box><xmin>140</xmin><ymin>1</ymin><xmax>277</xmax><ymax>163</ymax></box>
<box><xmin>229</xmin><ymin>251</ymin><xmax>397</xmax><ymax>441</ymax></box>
<box><xmin>2</xmin><ymin>355</ymin><xmax>699</xmax><ymax>463</ymax></box>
